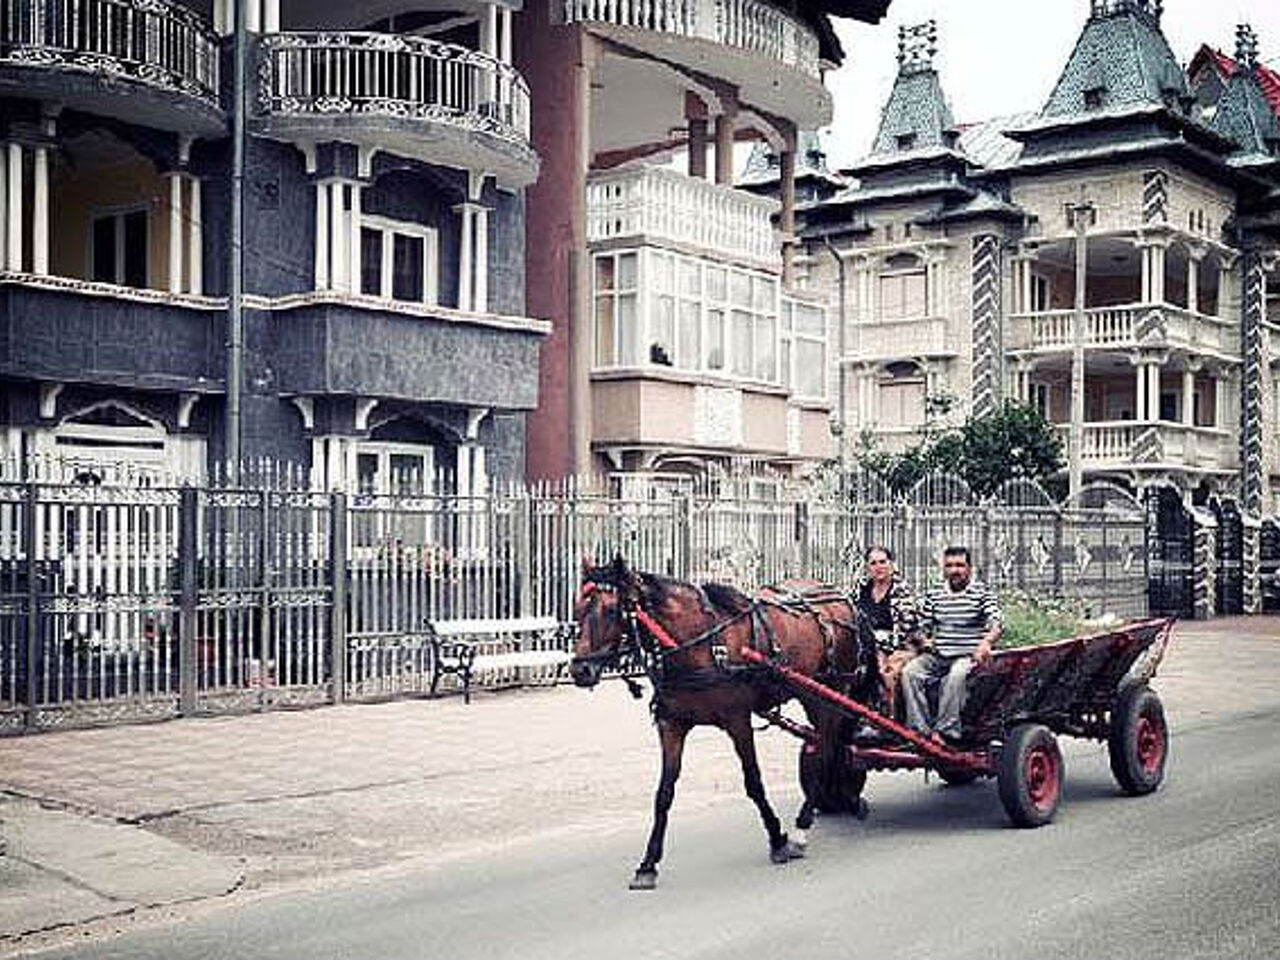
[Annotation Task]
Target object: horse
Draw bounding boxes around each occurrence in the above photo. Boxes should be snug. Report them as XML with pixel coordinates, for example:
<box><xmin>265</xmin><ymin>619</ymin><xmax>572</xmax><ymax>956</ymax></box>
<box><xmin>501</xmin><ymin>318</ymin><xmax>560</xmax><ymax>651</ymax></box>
<box><xmin>569</xmin><ymin>556</ymin><xmax>879</xmax><ymax>890</ymax></box>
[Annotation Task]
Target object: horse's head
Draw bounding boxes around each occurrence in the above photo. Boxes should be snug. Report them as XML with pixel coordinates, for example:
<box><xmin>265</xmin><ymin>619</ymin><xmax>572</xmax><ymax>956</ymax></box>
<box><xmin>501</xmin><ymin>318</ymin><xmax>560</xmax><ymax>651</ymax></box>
<box><xmin>570</xmin><ymin>555</ymin><xmax>641</xmax><ymax>688</ymax></box>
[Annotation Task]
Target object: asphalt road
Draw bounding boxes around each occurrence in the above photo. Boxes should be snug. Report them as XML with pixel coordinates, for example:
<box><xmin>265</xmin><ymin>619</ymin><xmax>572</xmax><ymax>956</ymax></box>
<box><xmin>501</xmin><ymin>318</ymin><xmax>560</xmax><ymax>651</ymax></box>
<box><xmin>22</xmin><ymin>629</ymin><xmax>1280</xmax><ymax>960</ymax></box>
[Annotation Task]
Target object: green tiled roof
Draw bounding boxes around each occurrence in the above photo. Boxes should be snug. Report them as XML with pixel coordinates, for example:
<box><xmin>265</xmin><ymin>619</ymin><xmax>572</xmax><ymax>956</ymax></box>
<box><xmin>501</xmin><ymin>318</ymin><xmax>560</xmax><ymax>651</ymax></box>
<box><xmin>869</xmin><ymin>67</ymin><xmax>958</xmax><ymax>157</ymax></box>
<box><xmin>1042</xmin><ymin>0</ymin><xmax>1189</xmax><ymax>119</ymax></box>
<box><xmin>1209</xmin><ymin>32</ymin><xmax>1280</xmax><ymax>165</ymax></box>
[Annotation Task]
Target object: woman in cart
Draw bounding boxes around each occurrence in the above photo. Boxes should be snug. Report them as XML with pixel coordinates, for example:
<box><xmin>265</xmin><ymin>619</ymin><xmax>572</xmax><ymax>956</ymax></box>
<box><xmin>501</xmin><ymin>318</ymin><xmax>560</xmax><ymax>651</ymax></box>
<box><xmin>855</xmin><ymin>546</ymin><xmax>928</xmax><ymax>719</ymax></box>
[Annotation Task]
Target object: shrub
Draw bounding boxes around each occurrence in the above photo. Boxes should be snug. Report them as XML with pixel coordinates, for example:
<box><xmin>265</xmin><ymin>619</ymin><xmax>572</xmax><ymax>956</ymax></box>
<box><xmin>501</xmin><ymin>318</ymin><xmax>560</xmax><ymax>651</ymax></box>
<box><xmin>997</xmin><ymin>591</ymin><xmax>1092</xmax><ymax>649</ymax></box>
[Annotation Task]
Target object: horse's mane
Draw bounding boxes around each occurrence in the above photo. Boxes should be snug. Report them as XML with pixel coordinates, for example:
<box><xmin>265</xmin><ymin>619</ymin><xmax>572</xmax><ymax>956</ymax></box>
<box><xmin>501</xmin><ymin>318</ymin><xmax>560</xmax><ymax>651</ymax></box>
<box><xmin>700</xmin><ymin>582</ymin><xmax>751</xmax><ymax>615</ymax></box>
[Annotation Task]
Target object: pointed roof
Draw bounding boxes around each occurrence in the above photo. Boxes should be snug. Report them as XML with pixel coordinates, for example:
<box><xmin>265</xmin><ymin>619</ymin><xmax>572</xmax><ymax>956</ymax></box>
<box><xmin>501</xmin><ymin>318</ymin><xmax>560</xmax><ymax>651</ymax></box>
<box><xmin>1206</xmin><ymin>26</ymin><xmax>1280</xmax><ymax>168</ymax></box>
<box><xmin>865</xmin><ymin>21</ymin><xmax>960</xmax><ymax>160</ymax></box>
<box><xmin>1041</xmin><ymin>0</ymin><xmax>1189</xmax><ymax>120</ymax></box>
<box><xmin>738</xmin><ymin>130</ymin><xmax>846</xmax><ymax>189</ymax></box>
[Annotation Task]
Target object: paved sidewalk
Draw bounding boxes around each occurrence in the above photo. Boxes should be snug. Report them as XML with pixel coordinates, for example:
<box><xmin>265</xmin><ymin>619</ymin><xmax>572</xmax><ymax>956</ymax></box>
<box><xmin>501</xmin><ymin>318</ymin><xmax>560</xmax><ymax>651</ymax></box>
<box><xmin>0</xmin><ymin>616</ymin><xmax>1275</xmax><ymax>951</ymax></box>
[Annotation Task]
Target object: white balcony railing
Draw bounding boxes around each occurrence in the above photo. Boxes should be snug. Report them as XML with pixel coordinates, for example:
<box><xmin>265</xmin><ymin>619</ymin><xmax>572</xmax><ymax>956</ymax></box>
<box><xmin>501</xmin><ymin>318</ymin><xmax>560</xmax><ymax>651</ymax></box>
<box><xmin>850</xmin><ymin>317</ymin><xmax>953</xmax><ymax>360</ymax></box>
<box><xmin>0</xmin><ymin>0</ymin><xmax>220</xmax><ymax>105</ymax></box>
<box><xmin>1010</xmin><ymin>303</ymin><xmax>1237</xmax><ymax>354</ymax></box>
<box><xmin>1059</xmin><ymin>421</ymin><xmax>1236</xmax><ymax>470</ymax></box>
<box><xmin>562</xmin><ymin>0</ymin><xmax>820</xmax><ymax>77</ymax></box>
<box><xmin>587</xmin><ymin>165</ymin><xmax>778</xmax><ymax>265</ymax></box>
<box><xmin>258</xmin><ymin>32</ymin><xmax>531</xmax><ymax>144</ymax></box>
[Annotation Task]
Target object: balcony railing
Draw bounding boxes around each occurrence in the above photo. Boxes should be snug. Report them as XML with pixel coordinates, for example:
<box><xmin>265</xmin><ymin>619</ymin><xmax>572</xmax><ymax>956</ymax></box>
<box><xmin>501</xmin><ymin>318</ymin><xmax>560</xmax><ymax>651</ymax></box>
<box><xmin>850</xmin><ymin>317</ymin><xmax>953</xmax><ymax>361</ymax></box>
<box><xmin>587</xmin><ymin>166</ymin><xmax>778</xmax><ymax>265</ymax></box>
<box><xmin>562</xmin><ymin>0</ymin><xmax>820</xmax><ymax>77</ymax></box>
<box><xmin>258</xmin><ymin>32</ymin><xmax>531</xmax><ymax>144</ymax></box>
<box><xmin>0</xmin><ymin>0</ymin><xmax>220</xmax><ymax>105</ymax></box>
<box><xmin>1059</xmin><ymin>421</ymin><xmax>1236</xmax><ymax>471</ymax></box>
<box><xmin>1009</xmin><ymin>303</ymin><xmax>1237</xmax><ymax>354</ymax></box>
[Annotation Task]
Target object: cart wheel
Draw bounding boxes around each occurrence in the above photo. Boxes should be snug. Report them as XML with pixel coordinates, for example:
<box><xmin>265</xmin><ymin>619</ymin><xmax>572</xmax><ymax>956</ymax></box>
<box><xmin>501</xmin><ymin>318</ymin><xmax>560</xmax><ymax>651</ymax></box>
<box><xmin>938</xmin><ymin>768</ymin><xmax>980</xmax><ymax>787</ymax></box>
<box><xmin>997</xmin><ymin>724</ymin><xmax>1062</xmax><ymax>827</ymax></box>
<box><xmin>1108</xmin><ymin>684</ymin><xmax>1168</xmax><ymax>796</ymax></box>
<box><xmin>799</xmin><ymin>744</ymin><xmax>868</xmax><ymax>816</ymax></box>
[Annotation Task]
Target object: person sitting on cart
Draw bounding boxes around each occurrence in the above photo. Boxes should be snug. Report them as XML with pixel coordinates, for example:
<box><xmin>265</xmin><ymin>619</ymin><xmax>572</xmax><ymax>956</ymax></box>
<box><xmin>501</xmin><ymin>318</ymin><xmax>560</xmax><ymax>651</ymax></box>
<box><xmin>903</xmin><ymin>545</ymin><xmax>1001</xmax><ymax>746</ymax></box>
<box><xmin>854</xmin><ymin>546</ymin><xmax>927</xmax><ymax>716</ymax></box>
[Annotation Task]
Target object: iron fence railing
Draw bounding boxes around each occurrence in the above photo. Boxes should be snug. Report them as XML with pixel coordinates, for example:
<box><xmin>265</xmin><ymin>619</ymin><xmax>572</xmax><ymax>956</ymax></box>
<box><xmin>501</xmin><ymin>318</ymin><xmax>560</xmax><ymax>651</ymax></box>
<box><xmin>0</xmin><ymin>0</ymin><xmax>221</xmax><ymax>105</ymax></box>
<box><xmin>0</xmin><ymin>466</ymin><xmax>1167</xmax><ymax>734</ymax></box>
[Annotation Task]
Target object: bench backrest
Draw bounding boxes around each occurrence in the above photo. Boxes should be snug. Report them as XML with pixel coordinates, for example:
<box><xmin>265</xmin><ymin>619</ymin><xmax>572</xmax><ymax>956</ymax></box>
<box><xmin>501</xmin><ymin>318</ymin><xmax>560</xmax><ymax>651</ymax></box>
<box><xmin>429</xmin><ymin>617</ymin><xmax>560</xmax><ymax>638</ymax></box>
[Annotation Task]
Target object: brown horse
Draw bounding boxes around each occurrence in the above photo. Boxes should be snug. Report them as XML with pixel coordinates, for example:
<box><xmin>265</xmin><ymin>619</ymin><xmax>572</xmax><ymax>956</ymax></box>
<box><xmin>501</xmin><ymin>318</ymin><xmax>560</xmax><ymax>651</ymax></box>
<box><xmin>570</xmin><ymin>556</ymin><xmax>877</xmax><ymax>890</ymax></box>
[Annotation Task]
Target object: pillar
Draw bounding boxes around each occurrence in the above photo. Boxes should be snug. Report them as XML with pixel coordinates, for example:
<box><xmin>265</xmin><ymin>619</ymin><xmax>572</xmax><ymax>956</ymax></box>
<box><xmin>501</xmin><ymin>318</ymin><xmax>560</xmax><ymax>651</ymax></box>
<box><xmin>314</xmin><ymin>181</ymin><xmax>329</xmax><ymax>290</ymax></box>
<box><xmin>457</xmin><ymin>203</ymin><xmax>474</xmax><ymax>311</ymax></box>
<box><xmin>1134</xmin><ymin>360</ymin><xmax>1146</xmax><ymax>421</ymax></box>
<box><xmin>714</xmin><ymin>96</ymin><xmax>738</xmax><ymax>186</ymax></box>
<box><xmin>1182</xmin><ymin>367</ymin><xmax>1196</xmax><ymax>427</ymax></box>
<box><xmin>349</xmin><ymin>181</ymin><xmax>362</xmax><ymax>295</ymax></box>
<box><xmin>686</xmin><ymin>92</ymin><xmax>709</xmax><ymax>180</ymax></box>
<box><xmin>500</xmin><ymin>7</ymin><xmax>513</xmax><ymax>63</ymax></box>
<box><xmin>0</xmin><ymin>146</ymin><xmax>7</xmax><ymax>269</ymax></box>
<box><xmin>32</xmin><ymin>146</ymin><xmax>48</xmax><ymax>276</ymax></box>
<box><xmin>188</xmin><ymin>176</ymin><xmax>203</xmax><ymax>294</ymax></box>
<box><xmin>7</xmin><ymin>142</ymin><xmax>22</xmax><ymax>272</ymax></box>
<box><xmin>780</xmin><ymin>146</ymin><xmax>796</xmax><ymax>287</ymax></box>
<box><xmin>1187</xmin><ymin>252</ymin><xmax>1201</xmax><ymax>314</ymax></box>
<box><xmin>330</xmin><ymin>180</ymin><xmax>347</xmax><ymax>292</ymax></box>
<box><xmin>1147</xmin><ymin>360</ymin><xmax>1162</xmax><ymax>422</ymax></box>
<box><xmin>263</xmin><ymin>0</ymin><xmax>280</xmax><ymax>33</ymax></box>
<box><xmin>246</xmin><ymin>0</ymin><xmax>261</xmax><ymax>33</ymax></box>
<box><xmin>169</xmin><ymin>172</ymin><xmax>184</xmax><ymax>293</ymax></box>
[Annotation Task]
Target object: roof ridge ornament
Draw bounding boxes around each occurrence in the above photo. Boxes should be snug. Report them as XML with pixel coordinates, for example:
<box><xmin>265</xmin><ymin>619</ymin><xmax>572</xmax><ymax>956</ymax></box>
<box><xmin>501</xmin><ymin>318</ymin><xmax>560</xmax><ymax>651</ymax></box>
<box><xmin>1090</xmin><ymin>0</ymin><xmax>1162</xmax><ymax>23</ymax></box>
<box><xmin>1236</xmin><ymin>23</ymin><xmax>1259</xmax><ymax>72</ymax></box>
<box><xmin>897</xmin><ymin>20</ymin><xmax>938</xmax><ymax>76</ymax></box>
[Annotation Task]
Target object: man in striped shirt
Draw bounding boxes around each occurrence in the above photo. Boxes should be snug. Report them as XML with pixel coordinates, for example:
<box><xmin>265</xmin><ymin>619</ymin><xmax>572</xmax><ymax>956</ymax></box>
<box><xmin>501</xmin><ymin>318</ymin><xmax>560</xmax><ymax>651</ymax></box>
<box><xmin>902</xmin><ymin>546</ymin><xmax>1002</xmax><ymax>744</ymax></box>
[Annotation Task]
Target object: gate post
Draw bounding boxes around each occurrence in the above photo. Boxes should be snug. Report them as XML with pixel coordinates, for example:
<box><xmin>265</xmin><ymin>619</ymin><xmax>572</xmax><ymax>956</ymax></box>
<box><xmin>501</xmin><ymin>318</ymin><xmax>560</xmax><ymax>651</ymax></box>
<box><xmin>23</xmin><ymin>482</ymin><xmax>38</xmax><ymax>731</ymax></box>
<box><xmin>795</xmin><ymin>500</ymin><xmax>810</xmax><ymax>577</ymax></box>
<box><xmin>677</xmin><ymin>494</ymin><xmax>694</xmax><ymax>581</ymax></box>
<box><xmin>329</xmin><ymin>491</ymin><xmax>348</xmax><ymax>704</ymax></box>
<box><xmin>1242</xmin><ymin>512</ymin><xmax>1262</xmax><ymax>615</ymax></box>
<box><xmin>1190</xmin><ymin>505</ymin><xmax>1217</xmax><ymax>620</ymax></box>
<box><xmin>1051</xmin><ymin>509</ymin><xmax>1064</xmax><ymax>596</ymax></box>
<box><xmin>178</xmin><ymin>486</ymin><xmax>199</xmax><ymax>715</ymax></box>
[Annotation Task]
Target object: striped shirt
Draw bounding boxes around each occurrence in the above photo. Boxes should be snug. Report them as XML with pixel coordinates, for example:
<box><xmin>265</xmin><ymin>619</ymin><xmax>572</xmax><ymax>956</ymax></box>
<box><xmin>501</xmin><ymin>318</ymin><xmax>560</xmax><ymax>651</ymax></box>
<box><xmin>919</xmin><ymin>580</ymin><xmax>1001</xmax><ymax>658</ymax></box>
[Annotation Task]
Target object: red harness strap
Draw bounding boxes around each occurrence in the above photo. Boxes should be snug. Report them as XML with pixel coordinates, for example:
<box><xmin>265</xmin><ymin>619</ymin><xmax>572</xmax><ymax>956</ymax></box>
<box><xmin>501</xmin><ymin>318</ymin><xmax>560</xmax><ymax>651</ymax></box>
<box><xmin>633</xmin><ymin>607</ymin><xmax>680</xmax><ymax>650</ymax></box>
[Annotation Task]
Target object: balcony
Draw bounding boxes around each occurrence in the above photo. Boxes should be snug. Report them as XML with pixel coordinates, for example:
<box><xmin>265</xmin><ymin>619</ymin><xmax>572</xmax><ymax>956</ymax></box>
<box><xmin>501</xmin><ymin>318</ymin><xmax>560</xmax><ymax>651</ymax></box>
<box><xmin>561</xmin><ymin>0</ymin><xmax>829</xmax><ymax>128</ymax></box>
<box><xmin>1060</xmin><ymin>421</ymin><xmax>1237</xmax><ymax>473</ymax></box>
<box><xmin>850</xmin><ymin>317</ymin><xmax>955</xmax><ymax>362</ymax></box>
<box><xmin>0</xmin><ymin>273</ymin><xmax>223</xmax><ymax>389</ymax></box>
<box><xmin>591</xmin><ymin>369</ymin><xmax>830</xmax><ymax>459</ymax></box>
<box><xmin>1008</xmin><ymin>303</ymin><xmax>1237</xmax><ymax>357</ymax></box>
<box><xmin>0</xmin><ymin>0</ymin><xmax>223</xmax><ymax>135</ymax></box>
<box><xmin>587</xmin><ymin>166</ymin><xmax>778</xmax><ymax>268</ymax></box>
<box><xmin>256</xmin><ymin>32</ymin><xmax>537</xmax><ymax>187</ymax></box>
<box><xmin>267</xmin><ymin>293</ymin><xmax>548</xmax><ymax>408</ymax></box>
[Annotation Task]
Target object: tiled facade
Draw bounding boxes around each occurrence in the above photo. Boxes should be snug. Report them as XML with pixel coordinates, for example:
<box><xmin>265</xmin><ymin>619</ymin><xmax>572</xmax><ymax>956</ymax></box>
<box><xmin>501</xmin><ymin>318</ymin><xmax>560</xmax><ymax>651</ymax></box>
<box><xmin>797</xmin><ymin>2</ymin><xmax>1280</xmax><ymax>512</ymax></box>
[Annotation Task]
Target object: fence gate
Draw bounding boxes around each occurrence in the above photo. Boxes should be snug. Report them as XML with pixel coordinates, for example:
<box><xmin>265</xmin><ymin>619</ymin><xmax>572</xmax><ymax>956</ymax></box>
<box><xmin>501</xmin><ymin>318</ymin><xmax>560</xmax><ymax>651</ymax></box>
<box><xmin>1146</xmin><ymin>486</ymin><xmax>1193</xmax><ymax>618</ymax></box>
<box><xmin>1210</xmin><ymin>497</ymin><xmax>1244</xmax><ymax>616</ymax></box>
<box><xmin>1262</xmin><ymin>518</ymin><xmax>1280</xmax><ymax>613</ymax></box>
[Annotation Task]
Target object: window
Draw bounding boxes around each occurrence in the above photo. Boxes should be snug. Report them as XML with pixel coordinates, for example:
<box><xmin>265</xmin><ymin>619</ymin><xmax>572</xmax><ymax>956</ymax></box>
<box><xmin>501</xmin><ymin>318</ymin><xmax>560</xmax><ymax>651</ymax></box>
<box><xmin>649</xmin><ymin>252</ymin><xmax>676</xmax><ymax>366</ymax></box>
<box><xmin>879</xmin><ymin>270</ymin><xmax>927</xmax><ymax>320</ymax></box>
<box><xmin>1031</xmin><ymin>382</ymin><xmax>1050</xmax><ymax>419</ymax></box>
<box><xmin>594</xmin><ymin>252</ymin><xmax>638</xmax><ymax>366</ymax></box>
<box><xmin>879</xmin><ymin>362</ymin><xmax>926</xmax><ymax>428</ymax></box>
<box><xmin>91</xmin><ymin>209</ymin><xmax>148</xmax><ymax>287</ymax></box>
<box><xmin>1031</xmin><ymin>274</ymin><xmax>1051</xmax><ymax>312</ymax></box>
<box><xmin>782</xmin><ymin>299</ymin><xmax>827</xmax><ymax>400</ymax></box>
<box><xmin>360</xmin><ymin>217</ymin><xmax>438</xmax><ymax>304</ymax></box>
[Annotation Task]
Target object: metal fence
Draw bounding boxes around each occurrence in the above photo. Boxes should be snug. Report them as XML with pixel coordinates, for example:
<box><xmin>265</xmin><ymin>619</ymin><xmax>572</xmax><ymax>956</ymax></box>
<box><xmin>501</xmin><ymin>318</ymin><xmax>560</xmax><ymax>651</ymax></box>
<box><xmin>0</xmin><ymin>465</ymin><xmax>1152</xmax><ymax>733</ymax></box>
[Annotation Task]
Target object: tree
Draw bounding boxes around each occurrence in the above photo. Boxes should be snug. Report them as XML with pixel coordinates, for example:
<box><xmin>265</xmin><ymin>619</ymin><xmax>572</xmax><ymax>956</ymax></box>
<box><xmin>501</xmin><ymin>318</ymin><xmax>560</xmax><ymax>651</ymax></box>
<box><xmin>858</xmin><ymin>401</ymin><xmax>1065</xmax><ymax>499</ymax></box>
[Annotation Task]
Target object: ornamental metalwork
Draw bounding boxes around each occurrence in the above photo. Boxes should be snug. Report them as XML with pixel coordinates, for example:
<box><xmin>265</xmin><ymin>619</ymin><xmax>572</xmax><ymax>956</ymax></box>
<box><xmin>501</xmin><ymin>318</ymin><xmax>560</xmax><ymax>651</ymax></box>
<box><xmin>0</xmin><ymin>0</ymin><xmax>221</xmax><ymax>105</ymax></box>
<box><xmin>257</xmin><ymin>32</ymin><xmax>532</xmax><ymax>147</ymax></box>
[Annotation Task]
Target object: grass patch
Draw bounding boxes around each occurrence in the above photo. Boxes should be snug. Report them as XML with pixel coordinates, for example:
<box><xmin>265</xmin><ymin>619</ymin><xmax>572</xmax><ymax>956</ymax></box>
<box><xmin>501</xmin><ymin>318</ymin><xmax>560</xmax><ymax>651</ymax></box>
<box><xmin>997</xmin><ymin>591</ymin><xmax>1097</xmax><ymax>649</ymax></box>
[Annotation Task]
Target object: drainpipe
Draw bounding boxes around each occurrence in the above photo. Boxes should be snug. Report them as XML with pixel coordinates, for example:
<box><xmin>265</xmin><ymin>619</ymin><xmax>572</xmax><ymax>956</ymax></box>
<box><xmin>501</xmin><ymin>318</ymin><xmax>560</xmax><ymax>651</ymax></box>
<box><xmin>822</xmin><ymin>233</ymin><xmax>847</xmax><ymax>473</ymax></box>
<box><xmin>225</xmin><ymin>0</ymin><xmax>248</xmax><ymax>479</ymax></box>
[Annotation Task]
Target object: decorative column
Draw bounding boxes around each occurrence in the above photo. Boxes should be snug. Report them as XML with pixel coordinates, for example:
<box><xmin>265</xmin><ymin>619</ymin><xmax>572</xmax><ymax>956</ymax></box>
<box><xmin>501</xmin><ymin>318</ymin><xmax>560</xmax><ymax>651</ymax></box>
<box><xmin>457</xmin><ymin>203</ymin><xmax>475</xmax><ymax>311</ymax></box>
<box><xmin>188</xmin><ymin>176</ymin><xmax>203</xmax><ymax>294</ymax></box>
<box><xmin>473</xmin><ymin>204</ymin><xmax>489</xmax><ymax>313</ymax></box>
<box><xmin>314</xmin><ymin>181</ymin><xmax>329</xmax><ymax>290</ymax></box>
<box><xmin>1182</xmin><ymin>363</ymin><xmax>1197</xmax><ymax>427</ymax></box>
<box><xmin>971</xmin><ymin>234</ymin><xmax>1002</xmax><ymax>420</ymax></box>
<box><xmin>330</xmin><ymin>180</ymin><xmax>348</xmax><ymax>292</ymax></box>
<box><xmin>32</xmin><ymin>145</ymin><xmax>48</xmax><ymax>275</ymax></box>
<box><xmin>714</xmin><ymin>93</ymin><xmax>739</xmax><ymax>186</ymax></box>
<box><xmin>1187</xmin><ymin>245</ymin><xmax>1205</xmax><ymax>314</ymax></box>
<box><xmin>1241</xmin><ymin>251</ymin><xmax>1267</xmax><ymax>515</ymax></box>
<box><xmin>499</xmin><ymin>6</ymin><xmax>513</xmax><ymax>63</ymax></box>
<box><xmin>686</xmin><ymin>93</ymin><xmax>708</xmax><ymax>180</ymax></box>
<box><xmin>246</xmin><ymin>0</ymin><xmax>261</xmax><ymax>33</ymax></box>
<box><xmin>1139</xmin><ymin>234</ymin><xmax>1169</xmax><ymax>305</ymax></box>
<box><xmin>263</xmin><ymin>0</ymin><xmax>280</xmax><ymax>33</ymax></box>
<box><xmin>168</xmin><ymin>172</ymin><xmax>184</xmax><ymax>293</ymax></box>
<box><xmin>7</xmin><ymin>142</ymin><xmax>22</xmax><ymax>272</ymax></box>
<box><xmin>349</xmin><ymin>181</ymin><xmax>363</xmax><ymax>295</ymax></box>
<box><xmin>1133</xmin><ymin>354</ymin><xmax>1147</xmax><ymax>421</ymax></box>
<box><xmin>0</xmin><ymin>145</ymin><xmax>6</xmax><ymax>269</ymax></box>
<box><xmin>780</xmin><ymin>141</ymin><xmax>796</xmax><ymax>287</ymax></box>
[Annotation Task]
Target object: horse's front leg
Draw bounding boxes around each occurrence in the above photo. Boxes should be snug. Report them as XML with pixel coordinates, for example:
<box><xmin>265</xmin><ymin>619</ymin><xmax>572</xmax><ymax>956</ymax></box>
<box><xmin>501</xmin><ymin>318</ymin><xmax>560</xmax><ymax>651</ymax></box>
<box><xmin>725</xmin><ymin>712</ymin><xmax>803</xmax><ymax>864</ymax></box>
<box><xmin>632</xmin><ymin>717</ymin><xmax>689</xmax><ymax>891</ymax></box>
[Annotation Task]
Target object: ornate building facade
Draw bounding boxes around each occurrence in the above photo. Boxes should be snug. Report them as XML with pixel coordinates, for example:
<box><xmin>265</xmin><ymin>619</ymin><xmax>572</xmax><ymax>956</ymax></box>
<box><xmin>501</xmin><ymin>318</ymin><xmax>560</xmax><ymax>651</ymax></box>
<box><xmin>1</xmin><ymin>0</ymin><xmax>546</xmax><ymax>493</ymax></box>
<box><xmin>798</xmin><ymin>1</ymin><xmax>1280</xmax><ymax>513</ymax></box>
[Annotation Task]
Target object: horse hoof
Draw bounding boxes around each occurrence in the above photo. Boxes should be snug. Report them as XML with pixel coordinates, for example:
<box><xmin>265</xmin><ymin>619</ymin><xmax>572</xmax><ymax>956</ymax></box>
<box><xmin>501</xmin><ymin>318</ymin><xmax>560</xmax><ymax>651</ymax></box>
<box><xmin>629</xmin><ymin>870</ymin><xmax>658</xmax><ymax>891</ymax></box>
<box><xmin>770</xmin><ymin>840</ymin><xmax>805</xmax><ymax>864</ymax></box>
<box><xmin>854</xmin><ymin>798</ymin><xmax>870</xmax><ymax>821</ymax></box>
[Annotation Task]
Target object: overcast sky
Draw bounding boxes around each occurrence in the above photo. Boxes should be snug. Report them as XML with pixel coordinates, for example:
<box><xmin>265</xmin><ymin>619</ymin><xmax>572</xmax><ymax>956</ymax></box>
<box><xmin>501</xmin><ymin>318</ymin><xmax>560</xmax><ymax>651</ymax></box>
<box><xmin>822</xmin><ymin>0</ymin><xmax>1280</xmax><ymax>168</ymax></box>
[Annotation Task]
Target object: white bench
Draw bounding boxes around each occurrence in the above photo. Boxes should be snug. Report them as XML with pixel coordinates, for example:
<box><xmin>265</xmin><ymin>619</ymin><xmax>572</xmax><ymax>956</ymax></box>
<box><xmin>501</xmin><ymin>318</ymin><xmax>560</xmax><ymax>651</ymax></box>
<box><xmin>425</xmin><ymin>617</ymin><xmax>574</xmax><ymax>703</ymax></box>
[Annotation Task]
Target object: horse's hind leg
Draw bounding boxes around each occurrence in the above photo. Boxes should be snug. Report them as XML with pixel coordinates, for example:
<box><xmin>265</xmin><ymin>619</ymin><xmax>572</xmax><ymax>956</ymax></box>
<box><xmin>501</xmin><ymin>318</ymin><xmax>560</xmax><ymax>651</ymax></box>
<box><xmin>725</xmin><ymin>713</ymin><xmax>803</xmax><ymax>864</ymax></box>
<box><xmin>632</xmin><ymin>718</ymin><xmax>689</xmax><ymax>890</ymax></box>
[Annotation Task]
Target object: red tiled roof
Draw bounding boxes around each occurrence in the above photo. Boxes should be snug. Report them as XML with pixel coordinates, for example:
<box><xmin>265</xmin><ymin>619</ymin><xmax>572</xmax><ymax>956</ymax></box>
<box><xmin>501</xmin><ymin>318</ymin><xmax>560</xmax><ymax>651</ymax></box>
<box><xmin>1191</xmin><ymin>44</ymin><xmax>1280</xmax><ymax>120</ymax></box>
